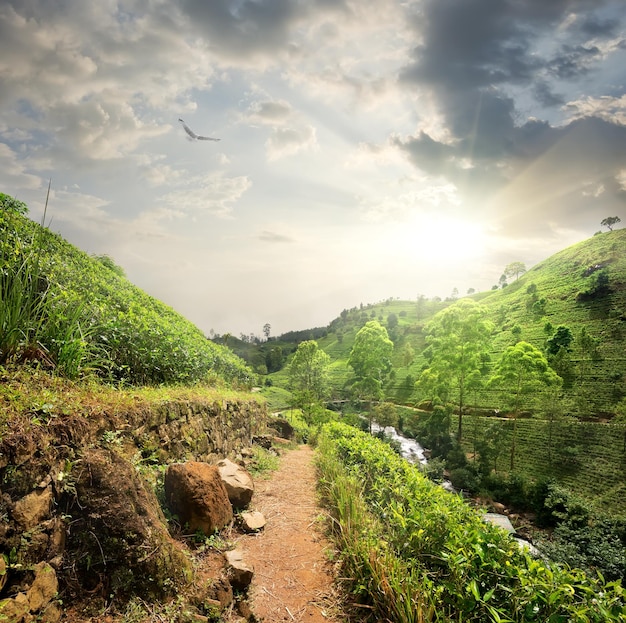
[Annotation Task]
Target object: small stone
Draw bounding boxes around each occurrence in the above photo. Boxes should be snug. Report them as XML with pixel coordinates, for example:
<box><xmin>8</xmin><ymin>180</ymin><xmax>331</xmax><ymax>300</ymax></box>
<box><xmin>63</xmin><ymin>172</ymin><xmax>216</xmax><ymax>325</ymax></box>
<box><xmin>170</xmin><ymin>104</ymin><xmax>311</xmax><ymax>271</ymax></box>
<box><xmin>12</xmin><ymin>487</ymin><xmax>53</xmax><ymax>531</ymax></box>
<box><xmin>240</xmin><ymin>511</ymin><xmax>266</xmax><ymax>533</ymax></box>
<box><xmin>225</xmin><ymin>549</ymin><xmax>254</xmax><ymax>590</ymax></box>
<box><xmin>27</xmin><ymin>562</ymin><xmax>58</xmax><ymax>612</ymax></box>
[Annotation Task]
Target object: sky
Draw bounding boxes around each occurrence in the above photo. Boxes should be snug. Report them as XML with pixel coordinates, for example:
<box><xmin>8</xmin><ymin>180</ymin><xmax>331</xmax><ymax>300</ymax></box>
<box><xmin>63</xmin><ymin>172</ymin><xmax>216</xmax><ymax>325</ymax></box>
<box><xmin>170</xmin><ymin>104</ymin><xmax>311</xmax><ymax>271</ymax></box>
<box><xmin>1</xmin><ymin>0</ymin><xmax>625</xmax><ymax>339</ymax></box>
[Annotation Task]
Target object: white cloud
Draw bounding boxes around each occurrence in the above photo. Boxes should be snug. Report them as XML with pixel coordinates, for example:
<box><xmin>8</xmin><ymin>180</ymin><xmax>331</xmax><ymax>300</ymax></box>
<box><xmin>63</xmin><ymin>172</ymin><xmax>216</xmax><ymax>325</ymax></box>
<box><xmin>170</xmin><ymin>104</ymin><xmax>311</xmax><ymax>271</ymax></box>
<box><xmin>160</xmin><ymin>172</ymin><xmax>252</xmax><ymax>217</ymax></box>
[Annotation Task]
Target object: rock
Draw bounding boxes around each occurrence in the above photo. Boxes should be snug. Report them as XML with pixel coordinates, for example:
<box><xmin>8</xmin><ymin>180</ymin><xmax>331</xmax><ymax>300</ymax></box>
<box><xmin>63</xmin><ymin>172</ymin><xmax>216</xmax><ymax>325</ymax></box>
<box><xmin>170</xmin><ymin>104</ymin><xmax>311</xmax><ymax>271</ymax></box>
<box><xmin>240</xmin><ymin>511</ymin><xmax>266</xmax><ymax>533</ymax></box>
<box><xmin>0</xmin><ymin>555</ymin><xmax>7</xmax><ymax>592</ymax></box>
<box><xmin>40</xmin><ymin>601</ymin><xmax>62</xmax><ymax>623</ymax></box>
<box><xmin>225</xmin><ymin>549</ymin><xmax>254</xmax><ymax>590</ymax></box>
<box><xmin>217</xmin><ymin>459</ymin><xmax>254</xmax><ymax>509</ymax></box>
<box><xmin>69</xmin><ymin>448</ymin><xmax>193</xmax><ymax>598</ymax></box>
<box><xmin>267</xmin><ymin>417</ymin><xmax>294</xmax><ymax>440</ymax></box>
<box><xmin>0</xmin><ymin>592</ymin><xmax>29</xmax><ymax>623</ymax></box>
<box><xmin>12</xmin><ymin>486</ymin><xmax>53</xmax><ymax>530</ymax></box>
<box><xmin>165</xmin><ymin>462</ymin><xmax>233</xmax><ymax>535</ymax></box>
<box><xmin>27</xmin><ymin>562</ymin><xmax>58</xmax><ymax>612</ymax></box>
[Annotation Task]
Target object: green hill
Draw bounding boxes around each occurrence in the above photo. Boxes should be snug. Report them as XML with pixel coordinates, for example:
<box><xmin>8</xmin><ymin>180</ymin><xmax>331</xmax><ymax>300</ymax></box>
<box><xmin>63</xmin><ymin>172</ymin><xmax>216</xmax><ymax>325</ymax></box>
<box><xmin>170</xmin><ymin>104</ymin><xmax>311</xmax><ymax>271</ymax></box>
<box><xmin>264</xmin><ymin>229</ymin><xmax>626</xmax><ymax>417</ymax></box>
<box><xmin>0</xmin><ymin>193</ymin><xmax>252</xmax><ymax>387</ymax></box>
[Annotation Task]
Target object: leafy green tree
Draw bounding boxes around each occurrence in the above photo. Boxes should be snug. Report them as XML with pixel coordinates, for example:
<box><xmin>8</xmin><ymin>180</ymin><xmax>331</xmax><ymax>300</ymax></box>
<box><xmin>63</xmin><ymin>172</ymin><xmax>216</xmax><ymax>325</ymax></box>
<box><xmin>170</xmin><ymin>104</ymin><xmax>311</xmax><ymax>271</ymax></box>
<box><xmin>504</xmin><ymin>261</ymin><xmax>527</xmax><ymax>282</ymax></box>
<box><xmin>287</xmin><ymin>340</ymin><xmax>331</xmax><ymax>422</ymax></box>
<box><xmin>348</xmin><ymin>321</ymin><xmax>393</xmax><ymax>419</ymax></box>
<box><xmin>265</xmin><ymin>345</ymin><xmax>284</xmax><ymax>373</ymax></box>
<box><xmin>490</xmin><ymin>341</ymin><xmax>562</xmax><ymax>470</ymax></box>
<box><xmin>601</xmin><ymin>216</ymin><xmax>621</xmax><ymax>231</ymax></box>
<box><xmin>373</xmin><ymin>402</ymin><xmax>398</xmax><ymax>429</ymax></box>
<box><xmin>546</xmin><ymin>325</ymin><xmax>574</xmax><ymax>357</ymax></box>
<box><xmin>387</xmin><ymin>313</ymin><xmax>398</xmax><ymax>330</ymax></box>
<box><xmin>418</xmin><ymin>300</ymin><xmax>492</xmax><ymax>441</ymax></box>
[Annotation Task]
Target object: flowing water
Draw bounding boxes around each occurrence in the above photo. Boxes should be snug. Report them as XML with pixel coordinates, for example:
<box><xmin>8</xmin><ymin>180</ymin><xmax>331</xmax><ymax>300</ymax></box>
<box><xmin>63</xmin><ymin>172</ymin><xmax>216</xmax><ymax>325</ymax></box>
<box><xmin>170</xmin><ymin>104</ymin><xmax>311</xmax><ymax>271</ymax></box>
<box><xmin>370</xmin><ymin>422</ymin><xmax>428</xmax><ymax>464</ymax></box>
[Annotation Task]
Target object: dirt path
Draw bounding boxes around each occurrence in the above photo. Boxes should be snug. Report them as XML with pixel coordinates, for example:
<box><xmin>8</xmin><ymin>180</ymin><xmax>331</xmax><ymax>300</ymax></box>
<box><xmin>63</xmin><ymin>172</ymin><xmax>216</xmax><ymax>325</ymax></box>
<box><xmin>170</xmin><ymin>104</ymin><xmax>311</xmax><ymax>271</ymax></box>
<box><xmin>236</xmin><ymin>445</ymin><xmax>345</xmax><ymax>623</ymax></box>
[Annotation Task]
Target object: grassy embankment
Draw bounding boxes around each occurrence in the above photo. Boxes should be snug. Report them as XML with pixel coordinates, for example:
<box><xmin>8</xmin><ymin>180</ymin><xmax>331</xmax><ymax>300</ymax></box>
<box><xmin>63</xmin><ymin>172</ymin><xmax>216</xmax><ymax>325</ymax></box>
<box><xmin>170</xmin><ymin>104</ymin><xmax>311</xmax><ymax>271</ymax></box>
<box><xmin>318</xmin><ymin>422</ymin><xmax>626</xmax><ymax>623</ymax></box>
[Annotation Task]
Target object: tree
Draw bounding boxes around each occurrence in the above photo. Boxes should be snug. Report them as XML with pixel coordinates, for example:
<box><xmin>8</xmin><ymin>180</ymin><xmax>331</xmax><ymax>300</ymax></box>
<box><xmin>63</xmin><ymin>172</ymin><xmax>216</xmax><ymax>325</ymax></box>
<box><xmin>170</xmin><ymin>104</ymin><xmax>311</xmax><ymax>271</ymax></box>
<box><xmin>387</xmin><ymin>313</ymin><xmax>398</xmax><ymax>330</ymax></box>
<box><xmin>287</xmin><ymin>340</ymin><xmax>331</xmax><ymax>422</ymax></box>
<box><xmin>348</xmin><ymin>321</ymin><xmax>393</xmax><ymax>422</ymax></box>
<box><xmin>504</xmin><ymin>261</ymin><xmax>527</xmax><ymax>282</ymax></box>
<box><xmin>545</xmin><ymin>325</ymin><xmax>573</xmax><ymax>357</ymax></box>
<box><xmin>401</xmin><ymin>343</ymin><xmax>415</xmax><ymax>368</ymax></box>
<box><xmin>373</xmin><ymin>402</ymin><xmax>398</xmax><ymax>429</ymax></box>
<box><xmin>263</xmin><ymin>323</ymin><xmax>271</xmax><ymax>340</ymax></box>
<box><xmin>417</xmin><ymin>300</ymin><xmax>492</xmax><ymax>441</ymax></box>
<box><xmin>490</xmin><ymin>341</ymin><xmax>562</xmax><ymax>470</ymax></box>
<box><xmin>601</xmin><ymin>216</ymin><xmax>621</xmax><ymax>231</ymax></box>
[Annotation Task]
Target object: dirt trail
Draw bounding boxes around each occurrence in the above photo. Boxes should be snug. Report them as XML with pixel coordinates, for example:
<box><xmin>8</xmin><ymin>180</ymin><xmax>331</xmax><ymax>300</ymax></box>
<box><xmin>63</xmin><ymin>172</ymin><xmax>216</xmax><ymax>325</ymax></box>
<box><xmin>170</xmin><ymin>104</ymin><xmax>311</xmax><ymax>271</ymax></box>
<box><xmin>236</xmin><ymin>445</ymin><xmax>345</xmax><ymax>623</ymax></box>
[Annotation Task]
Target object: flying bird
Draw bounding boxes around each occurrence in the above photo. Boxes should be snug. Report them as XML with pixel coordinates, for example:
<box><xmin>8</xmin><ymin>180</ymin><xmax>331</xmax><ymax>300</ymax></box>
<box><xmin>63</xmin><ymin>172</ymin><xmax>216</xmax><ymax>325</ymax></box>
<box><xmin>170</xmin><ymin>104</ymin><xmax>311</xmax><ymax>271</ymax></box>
<box><xmin>178</xmin><ymin>118</ymin><xmax>220</xmax><ymax>141</ymax></box>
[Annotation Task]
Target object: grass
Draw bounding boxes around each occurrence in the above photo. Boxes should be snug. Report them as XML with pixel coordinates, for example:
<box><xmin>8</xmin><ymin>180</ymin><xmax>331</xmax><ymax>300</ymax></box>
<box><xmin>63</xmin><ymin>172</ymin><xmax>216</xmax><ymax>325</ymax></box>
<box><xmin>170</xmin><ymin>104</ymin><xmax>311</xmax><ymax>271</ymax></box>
<box><xmin>318</xmin><ymin>422</ymin><xmax>626</xmax><ymax>622</ymax></box>
<box><xmin>0</xmin><ymin>194</ymin><xmax>253</xmax><ymax>387</ymax></box>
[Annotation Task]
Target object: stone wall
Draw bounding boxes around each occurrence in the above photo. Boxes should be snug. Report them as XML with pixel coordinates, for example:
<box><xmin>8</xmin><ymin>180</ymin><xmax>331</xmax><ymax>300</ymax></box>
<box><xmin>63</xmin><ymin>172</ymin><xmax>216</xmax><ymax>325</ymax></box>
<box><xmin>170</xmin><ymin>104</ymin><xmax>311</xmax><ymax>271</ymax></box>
<box><xmin>0</xmin><ymin>396</ymin><xmax>268</xmax><ymax>619</ymax></box>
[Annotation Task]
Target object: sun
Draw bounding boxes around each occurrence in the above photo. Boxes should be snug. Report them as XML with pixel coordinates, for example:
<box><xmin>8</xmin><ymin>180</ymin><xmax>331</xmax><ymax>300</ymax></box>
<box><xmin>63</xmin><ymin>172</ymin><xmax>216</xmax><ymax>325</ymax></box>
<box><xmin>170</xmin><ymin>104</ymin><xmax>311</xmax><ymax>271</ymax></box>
<box><xmin>391</xmin><ymin>213</ymin><xmax>488</xmax><ymax>264</ymax></box>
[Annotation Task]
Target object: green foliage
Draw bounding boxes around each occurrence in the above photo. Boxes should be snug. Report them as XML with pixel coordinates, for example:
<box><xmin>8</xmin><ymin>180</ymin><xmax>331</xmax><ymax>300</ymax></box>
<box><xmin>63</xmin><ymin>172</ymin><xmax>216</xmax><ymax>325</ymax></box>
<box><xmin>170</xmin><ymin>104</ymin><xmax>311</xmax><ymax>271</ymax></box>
<box><xmin>287</xmin><ymin>340</ymin><xmax>331</xmax><ymax>422</ymax></box>
<box><xmin>546</xmin><ymin>325</ymin><xmax>574</xmax><ymax>356</ymax></box>
<box><xmin>417</xmin><ymin>299</ymin><xmax>492</xmax><ymax>440</ymax></box>
<box><xmin>504</xmin><ymin>261</ymin><xmax>527</xmax><ymax>281</ymax></box>
<box><xmin>318</xmin><ymin>422</ymin><xmax>626</xmax><ymax>622</ymax></box>
<box><xmin>0</xmin><ymin>194</ymin><xmax>253</xmax><ymax>386</ymax></box>
<box><xmin>348</xmin><ymin>321</ymin><xmax>393</xmax><ymax>380</ymax></box>
<box><xmin>0</xmin><ymin>193</ymin><xmax>28</xmax><ymax>215</ymax></box>
<box><xmin>601</xmin><ymin>216</ymin><xmax>621</xmax><ymax>231</ymax></box>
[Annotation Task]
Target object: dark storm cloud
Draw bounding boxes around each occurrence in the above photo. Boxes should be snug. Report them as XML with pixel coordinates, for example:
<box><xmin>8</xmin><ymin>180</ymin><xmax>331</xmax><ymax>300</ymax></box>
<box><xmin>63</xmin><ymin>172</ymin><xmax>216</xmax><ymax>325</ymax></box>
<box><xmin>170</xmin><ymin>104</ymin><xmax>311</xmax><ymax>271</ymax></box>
<box><xmin>533</xmin><ymin>82</ymin><xmax>565</xmax><ymax>108</ymax></box>
<box><xmin>395</xmin><ymin>0</ymin><xmax>626</xmax><ymax>230</ymax></box>
<box><xmin>547</xmin><ymin>44</ymin><xmax>602</xmax><ymax>80</ymax></box>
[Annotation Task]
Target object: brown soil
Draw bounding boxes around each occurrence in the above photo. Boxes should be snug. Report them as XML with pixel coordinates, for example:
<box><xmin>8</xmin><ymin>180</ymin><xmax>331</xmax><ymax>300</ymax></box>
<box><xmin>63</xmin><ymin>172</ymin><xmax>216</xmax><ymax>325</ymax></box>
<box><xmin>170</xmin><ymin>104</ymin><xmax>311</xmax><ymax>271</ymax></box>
<box><xmin>235</xmin><ymin>444</ymin><xmax>346</xmax><ymax>623</ymax></box>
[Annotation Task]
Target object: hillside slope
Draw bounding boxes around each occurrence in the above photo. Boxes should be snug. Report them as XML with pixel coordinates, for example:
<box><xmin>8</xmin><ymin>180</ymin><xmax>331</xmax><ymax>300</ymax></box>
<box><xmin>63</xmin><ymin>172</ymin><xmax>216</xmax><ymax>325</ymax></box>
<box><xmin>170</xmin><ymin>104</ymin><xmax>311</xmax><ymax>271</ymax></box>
<box><xmin>0</xmin><ymin>194</ymin><xmax>251</xmax><ymax>386</ymax></box>
<box><xmin>266</xmin><ymin>229</ymin><xmax>626</xmax><ymax>416</ymax></box>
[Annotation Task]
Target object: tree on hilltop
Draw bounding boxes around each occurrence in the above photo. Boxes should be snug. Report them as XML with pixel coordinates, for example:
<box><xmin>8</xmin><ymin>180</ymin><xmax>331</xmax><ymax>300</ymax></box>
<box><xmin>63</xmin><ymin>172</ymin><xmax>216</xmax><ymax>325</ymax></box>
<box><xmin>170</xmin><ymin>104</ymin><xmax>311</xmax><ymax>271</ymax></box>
<box><xmin>504</xmin><ymin>261</ymin><xmax>527</xmax><ymax>282</ymax></box>
<box><xmin>601</xmin><ymin>216</ymin><xmax>621</xmax><ymax>231</ymax></box>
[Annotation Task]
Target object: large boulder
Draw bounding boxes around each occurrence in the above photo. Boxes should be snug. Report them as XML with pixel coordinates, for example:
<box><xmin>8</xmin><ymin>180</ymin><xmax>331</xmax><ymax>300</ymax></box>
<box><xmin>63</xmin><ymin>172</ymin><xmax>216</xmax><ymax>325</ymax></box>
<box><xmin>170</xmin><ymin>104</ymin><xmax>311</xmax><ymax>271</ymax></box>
<box><xmin>165</xmin><ymin>462</ymin><xmax>233</xmax><ymax>535</ymax></box>
<box><xmin>66</xmin><ymin>449</ymin><xmax>192</xmax><ymax>600</ymax></box>
<box><xmin>217</xmin><ymin>459</ymin><xmax>254</xmax><ymax>509</ymax></box>
<box><xmin>267</xmin><ymin>417</ymin><xmax>295</xmax><ymax>440</ymax></box>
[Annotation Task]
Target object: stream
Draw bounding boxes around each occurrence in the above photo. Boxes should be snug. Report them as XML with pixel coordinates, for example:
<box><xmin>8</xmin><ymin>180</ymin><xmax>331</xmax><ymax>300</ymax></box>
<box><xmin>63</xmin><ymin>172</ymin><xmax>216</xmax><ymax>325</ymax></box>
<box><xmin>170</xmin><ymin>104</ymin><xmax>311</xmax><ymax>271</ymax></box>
<box><xmin>370</xmin><ymin>422</ymin><xmax>428</xmax><ymax>465</ymax></box>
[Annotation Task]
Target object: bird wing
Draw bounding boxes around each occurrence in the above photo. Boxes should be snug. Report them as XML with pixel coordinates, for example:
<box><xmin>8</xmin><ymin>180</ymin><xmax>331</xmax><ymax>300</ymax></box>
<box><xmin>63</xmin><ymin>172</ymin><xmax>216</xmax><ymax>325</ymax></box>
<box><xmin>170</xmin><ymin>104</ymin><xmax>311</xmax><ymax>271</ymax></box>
<box><xmin>178</xmin><ymin>118</ymin><xmax>220</xmax><ymax>141</ymax></box>
<box><xmin>179</xmin><ymin>118</ymin><xmax>198</xmax><ymax>139</ymax></box>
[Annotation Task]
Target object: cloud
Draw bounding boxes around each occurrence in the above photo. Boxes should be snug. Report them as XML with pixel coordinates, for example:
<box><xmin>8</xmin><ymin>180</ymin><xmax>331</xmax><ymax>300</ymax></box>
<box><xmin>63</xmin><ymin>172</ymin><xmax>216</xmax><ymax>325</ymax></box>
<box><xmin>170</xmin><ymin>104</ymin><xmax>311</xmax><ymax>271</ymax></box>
<box><xmin>266</xmin><ymin>125</ymin><xmax>317</xmax><ymax>161</ymax></box>
<box><xmin>241</xmin><ymin>95</ymin><xmax>318</xmax><ymax>160</ymax></box>
<box><xmin>0</xmin><ymin>142</ymin><xmax>42</xmax><ymax>191</ymax></box>
<box><xmin>160</xmin><ymin>172</ymin><xmax>252</xmax><ymax>218</ymax></box>
<box><xmin>258</xmin><ymin>230</ymin><xmax>296</xmax><ymax>243</ymax></box>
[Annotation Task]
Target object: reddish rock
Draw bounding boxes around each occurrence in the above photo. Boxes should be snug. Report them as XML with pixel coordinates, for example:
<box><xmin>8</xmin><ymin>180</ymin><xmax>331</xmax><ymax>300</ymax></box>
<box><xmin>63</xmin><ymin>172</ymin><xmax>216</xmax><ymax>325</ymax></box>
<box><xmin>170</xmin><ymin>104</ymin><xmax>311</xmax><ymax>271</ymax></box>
<box><xmin>165</xmin><ymin>462</ymin><xmax>233</xmax><ymax>535</ymax></box>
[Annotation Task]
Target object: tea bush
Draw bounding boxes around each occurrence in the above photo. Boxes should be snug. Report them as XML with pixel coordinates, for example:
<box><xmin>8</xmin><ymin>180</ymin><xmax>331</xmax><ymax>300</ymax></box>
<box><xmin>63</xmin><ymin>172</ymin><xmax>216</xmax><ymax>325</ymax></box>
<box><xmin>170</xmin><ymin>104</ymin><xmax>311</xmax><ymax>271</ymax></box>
<box><xmin>318</xmin><ymin>422</ymin><xmax>626</xmax><ymax>622</ymax></box>
<box><xmin>0</xmin><ymin>194</ymin><xmax>252</xmax><ymax>386</ymax></box>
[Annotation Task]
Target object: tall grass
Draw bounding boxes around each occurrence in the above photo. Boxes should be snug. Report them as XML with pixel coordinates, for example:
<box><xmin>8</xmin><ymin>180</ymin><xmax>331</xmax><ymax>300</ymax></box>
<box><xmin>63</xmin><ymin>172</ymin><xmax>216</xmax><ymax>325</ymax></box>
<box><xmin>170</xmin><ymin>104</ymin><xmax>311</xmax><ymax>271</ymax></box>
<box><xmin>317</xmin><ymin>433</ymin><xmax>433</xmax><ymax>622</ymax></box>
<box><xmin>0</xmin><ymin>207</ymin><xmax>94</xmax><ymax>377</ymax></box>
